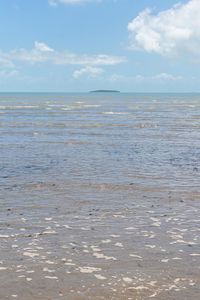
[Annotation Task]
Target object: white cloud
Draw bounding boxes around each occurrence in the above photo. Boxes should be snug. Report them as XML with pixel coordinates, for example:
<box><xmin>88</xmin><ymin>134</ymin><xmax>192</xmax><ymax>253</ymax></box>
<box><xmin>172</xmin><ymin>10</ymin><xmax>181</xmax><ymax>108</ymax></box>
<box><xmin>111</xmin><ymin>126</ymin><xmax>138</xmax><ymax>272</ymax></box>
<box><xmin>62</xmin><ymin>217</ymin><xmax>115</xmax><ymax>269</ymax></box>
<box><xmin>73</xmin><ymin>66</ymin><xmax>104</xmax><ymax>79</ymax></box>
<box><xmin>2</xmin><ymin>41</ymin><xmax>125</xmax><ymax>66</ymax></box>
<box><xmin>0</xmin><ymin>53</ymin><xmax>19</xmax><ymax>80</ymax></box>
<box><xmin>34</xmin><ymin>41</ymin><xmax>54</xmax><ymax>52</ymax></box>
<box><xmin>128</xmin><ymin>0</ymin><xmax>200</xmax><ymax>58</ymax></box>
<box><xmin>109</xmin><ymin>74</ymin><xmax>145</xmax><ymax>83</ymax></box>
<box><xmin>109</xmin><ymin>74</ymin><xmax>126</xmax><ymax>82</ymax></box>
<box><xmin>0</xmin><ymin>56</ymin><xmax>15</xmax><ymax>69</ymax></box>
<box><xmin>52</xmin><ymin>53</ymin><xmax>125</xmax><ymax>66</ymax></box>
<box><xmin>109</xmin><ymin>73</ymin><xmax>182</xmax><ymax>82</ymax></box>
<box><xmin>49</xmin><ymin>0</ymin><xmax>100</xmax><ymax>6</ymax></box>
<box><xmin>153</xmin><ymin>73</ymin><xmax>182</xmax><ymax>81</ymax></box>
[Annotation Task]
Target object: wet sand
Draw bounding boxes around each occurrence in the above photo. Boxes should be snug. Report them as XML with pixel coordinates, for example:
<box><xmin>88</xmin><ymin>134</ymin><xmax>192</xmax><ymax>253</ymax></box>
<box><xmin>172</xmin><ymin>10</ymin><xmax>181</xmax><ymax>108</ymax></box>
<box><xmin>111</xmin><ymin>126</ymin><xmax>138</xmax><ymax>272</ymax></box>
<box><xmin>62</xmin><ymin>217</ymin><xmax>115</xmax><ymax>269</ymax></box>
<box><xmin>0</xmin><ymin>93</ymin><xmax>200</xmax><ymax>299</ymax></box>
<box><xmin>1</xmin><ymin>182</ymin><xmax>200</xmax><ymax>299</ymax></box>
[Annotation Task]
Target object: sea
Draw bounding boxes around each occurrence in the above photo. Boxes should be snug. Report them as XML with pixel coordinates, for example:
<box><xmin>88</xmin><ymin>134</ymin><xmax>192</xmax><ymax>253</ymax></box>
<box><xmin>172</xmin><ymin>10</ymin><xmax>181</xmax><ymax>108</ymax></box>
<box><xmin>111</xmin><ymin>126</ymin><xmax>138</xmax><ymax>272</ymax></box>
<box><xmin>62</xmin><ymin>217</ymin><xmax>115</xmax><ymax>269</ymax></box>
<box><xmin>0</xmin><ymin>93</ymin><xmax>200</xmax><ymax>300</ymax></box>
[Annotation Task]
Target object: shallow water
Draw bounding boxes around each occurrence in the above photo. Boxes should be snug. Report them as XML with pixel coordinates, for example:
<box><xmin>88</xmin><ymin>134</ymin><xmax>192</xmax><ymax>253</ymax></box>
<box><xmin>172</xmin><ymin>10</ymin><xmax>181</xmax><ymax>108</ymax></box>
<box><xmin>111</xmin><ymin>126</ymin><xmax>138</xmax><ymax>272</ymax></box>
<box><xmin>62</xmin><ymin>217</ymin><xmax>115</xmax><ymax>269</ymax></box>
<box><xmin>0</xmin><ymin>93</ymin><xmax>200</xmax><ymax>299</ymax></box>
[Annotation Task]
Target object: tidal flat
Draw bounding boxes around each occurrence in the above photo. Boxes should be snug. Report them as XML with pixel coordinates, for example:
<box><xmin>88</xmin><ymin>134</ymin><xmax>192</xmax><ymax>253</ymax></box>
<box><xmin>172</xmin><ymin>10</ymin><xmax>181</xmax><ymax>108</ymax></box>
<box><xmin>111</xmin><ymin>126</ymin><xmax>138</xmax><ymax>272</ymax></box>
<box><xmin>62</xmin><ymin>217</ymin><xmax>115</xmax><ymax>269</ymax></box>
<box><xmin>0</xmin><ymin>93</ymin><xmax>200</xmax><ymax>299</ymax></box>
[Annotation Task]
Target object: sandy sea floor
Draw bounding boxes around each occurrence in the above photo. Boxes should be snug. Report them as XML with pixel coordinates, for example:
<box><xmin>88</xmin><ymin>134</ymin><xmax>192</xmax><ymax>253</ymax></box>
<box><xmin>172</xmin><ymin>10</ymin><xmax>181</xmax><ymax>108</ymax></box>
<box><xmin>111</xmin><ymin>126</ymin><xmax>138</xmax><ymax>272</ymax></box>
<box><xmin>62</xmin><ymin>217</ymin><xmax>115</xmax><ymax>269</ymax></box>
<box><xmin>1</xmin><ymin>182</ymin><xmax>200</xmax><ymax>299</ymax></box>
<box><xmin>0</xmin><ymin>93</ymin><xmax>200</xmax><ymax>299</ymax></box>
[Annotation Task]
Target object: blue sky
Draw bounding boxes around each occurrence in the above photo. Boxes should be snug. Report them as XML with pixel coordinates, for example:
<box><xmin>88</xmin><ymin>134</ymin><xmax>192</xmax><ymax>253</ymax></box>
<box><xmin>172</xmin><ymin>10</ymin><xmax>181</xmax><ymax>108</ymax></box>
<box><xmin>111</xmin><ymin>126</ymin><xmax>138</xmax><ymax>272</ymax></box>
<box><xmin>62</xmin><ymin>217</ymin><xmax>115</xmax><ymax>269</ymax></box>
<box><xmin>0</xmin><ymin>0</ymin><xmax>199</xmax><ymax>92</ymax></box>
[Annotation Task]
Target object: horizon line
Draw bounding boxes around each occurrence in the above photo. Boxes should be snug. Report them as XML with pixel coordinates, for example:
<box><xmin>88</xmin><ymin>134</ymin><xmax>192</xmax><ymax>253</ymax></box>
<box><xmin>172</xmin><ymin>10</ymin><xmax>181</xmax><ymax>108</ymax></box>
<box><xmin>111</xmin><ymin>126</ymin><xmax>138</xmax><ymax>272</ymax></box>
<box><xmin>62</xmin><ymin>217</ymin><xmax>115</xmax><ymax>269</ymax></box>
<box><xmin>0</xmin><ymin>91</ymin><xmax>200</xmax><ymax>94</ymax></box>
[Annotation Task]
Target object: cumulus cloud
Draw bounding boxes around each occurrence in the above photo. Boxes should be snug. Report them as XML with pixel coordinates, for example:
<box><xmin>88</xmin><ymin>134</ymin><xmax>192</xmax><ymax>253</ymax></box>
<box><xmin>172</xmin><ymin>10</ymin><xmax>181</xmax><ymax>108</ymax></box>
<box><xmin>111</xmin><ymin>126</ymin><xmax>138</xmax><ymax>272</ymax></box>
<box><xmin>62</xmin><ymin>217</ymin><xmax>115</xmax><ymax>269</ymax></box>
<box><xmin>73</xmin><ymin>66</ymin><xmax>104</xmax><ymax>79</ymax></box>
<box><xmin>2</xmin><ymin>41</ymin><xmax>125</xmax><ymax>66</ymax></box>
<box><xmin>34</xmin><ymin>41</ymin><xmax>54</xmax><ymax>52</ymax></box>
<box><xmin>128</xmin><ymin>0</ymin><xmax>200</xmax><ymax>57</ymax></box>
<box><xmin>49</xmin><ymin>0</ymin><xmax>100</xmax><ymax>6</ymax></box>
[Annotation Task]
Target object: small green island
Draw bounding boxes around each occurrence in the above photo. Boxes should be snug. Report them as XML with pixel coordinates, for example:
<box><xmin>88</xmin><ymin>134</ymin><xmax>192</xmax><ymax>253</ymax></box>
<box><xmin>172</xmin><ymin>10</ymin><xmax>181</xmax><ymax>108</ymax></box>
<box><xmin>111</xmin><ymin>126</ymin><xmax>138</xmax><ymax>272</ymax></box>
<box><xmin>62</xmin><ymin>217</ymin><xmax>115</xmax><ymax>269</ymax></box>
<box><xmin>90</xmin><ymin>90</ymin><xmax>120</xmax><ymax>93</ymax></box>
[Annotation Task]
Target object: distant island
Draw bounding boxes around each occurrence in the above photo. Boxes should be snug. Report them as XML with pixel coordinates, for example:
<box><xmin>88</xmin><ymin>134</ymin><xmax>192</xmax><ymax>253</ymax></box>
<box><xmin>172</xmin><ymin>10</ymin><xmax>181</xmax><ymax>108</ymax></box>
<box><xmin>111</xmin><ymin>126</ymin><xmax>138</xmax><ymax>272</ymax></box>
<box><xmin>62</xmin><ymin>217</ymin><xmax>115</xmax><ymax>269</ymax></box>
<box><xmin>90</xmin><ymin>90</ymin><xmax>120</xmax><ymax>93</ymax></box>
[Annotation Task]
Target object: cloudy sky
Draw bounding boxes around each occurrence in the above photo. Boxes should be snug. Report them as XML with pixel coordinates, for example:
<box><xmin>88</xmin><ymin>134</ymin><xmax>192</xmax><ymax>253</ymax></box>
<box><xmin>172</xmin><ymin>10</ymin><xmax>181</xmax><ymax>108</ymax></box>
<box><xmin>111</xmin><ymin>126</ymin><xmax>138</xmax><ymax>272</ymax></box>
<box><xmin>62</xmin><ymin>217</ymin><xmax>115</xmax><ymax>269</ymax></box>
<box><xmin>0</xmin><ymin>0</ymin><xmax>199</xmax><ymax>92</ymax></box>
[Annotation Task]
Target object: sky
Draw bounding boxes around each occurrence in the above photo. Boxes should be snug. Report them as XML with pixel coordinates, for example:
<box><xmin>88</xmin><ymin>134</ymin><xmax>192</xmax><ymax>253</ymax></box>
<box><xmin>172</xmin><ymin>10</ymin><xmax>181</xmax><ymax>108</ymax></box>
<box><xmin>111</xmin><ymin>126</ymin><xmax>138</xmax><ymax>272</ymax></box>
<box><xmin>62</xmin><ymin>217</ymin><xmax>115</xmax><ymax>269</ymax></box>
<box><xmin>0</xmin><ymin>0</ymin><xmax>199</xmax><ymax>92</ymax></box>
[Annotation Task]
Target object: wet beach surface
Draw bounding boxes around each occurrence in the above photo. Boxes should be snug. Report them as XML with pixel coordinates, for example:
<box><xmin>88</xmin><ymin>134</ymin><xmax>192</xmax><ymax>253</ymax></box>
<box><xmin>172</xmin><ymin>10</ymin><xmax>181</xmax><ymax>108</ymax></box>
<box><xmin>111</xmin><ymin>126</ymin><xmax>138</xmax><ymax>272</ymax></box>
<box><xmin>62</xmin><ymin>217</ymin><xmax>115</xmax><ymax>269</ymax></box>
<box><xmin>0</xmin><ymin>93</ymin><xmax>200</xmax><ymax>299</ymax></box>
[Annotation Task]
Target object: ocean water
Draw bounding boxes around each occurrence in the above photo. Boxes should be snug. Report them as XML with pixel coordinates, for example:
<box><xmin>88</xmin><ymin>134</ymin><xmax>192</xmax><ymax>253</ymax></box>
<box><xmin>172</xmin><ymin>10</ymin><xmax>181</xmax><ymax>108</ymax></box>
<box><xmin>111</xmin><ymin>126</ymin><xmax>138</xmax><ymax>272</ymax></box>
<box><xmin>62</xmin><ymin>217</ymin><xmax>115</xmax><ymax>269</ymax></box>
<box><xmin>0</xmin><ymin>93</ymin><xmax>200</xmax><ymax>299</ymax></box>
<box><xmin>1</xmin><ymin>93</ymin><xmax>200</xmax><ymax>188</ymax></box>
